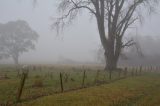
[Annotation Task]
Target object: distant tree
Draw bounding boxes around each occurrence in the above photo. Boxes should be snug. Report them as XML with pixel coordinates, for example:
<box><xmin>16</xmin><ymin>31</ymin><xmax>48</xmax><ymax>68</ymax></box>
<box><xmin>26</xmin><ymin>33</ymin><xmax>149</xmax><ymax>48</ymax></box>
<box><xmin>53</xmin><ymin>0</ymin><xmax>158</xmax><ymax>70</ymax></box>
<box><xmin>0</xmin><ymin>20</ymin><xmax>39</xmax><ymax>65</ymax></box>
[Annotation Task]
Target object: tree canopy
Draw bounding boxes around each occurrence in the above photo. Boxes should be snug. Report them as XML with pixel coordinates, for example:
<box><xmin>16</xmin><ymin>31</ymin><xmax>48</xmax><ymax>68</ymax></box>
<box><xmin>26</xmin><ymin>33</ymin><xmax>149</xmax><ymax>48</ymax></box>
<box><xmin>0</xmin><ymin>20</ymin><xmax>39</xmax><ymax>64</ymax></box>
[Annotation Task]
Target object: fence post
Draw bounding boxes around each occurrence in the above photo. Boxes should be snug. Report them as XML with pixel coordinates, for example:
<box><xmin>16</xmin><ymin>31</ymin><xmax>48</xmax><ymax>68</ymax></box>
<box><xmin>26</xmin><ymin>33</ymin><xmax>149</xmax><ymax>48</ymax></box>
<box><xmin>94</xmin><ymin>70</ymin><xmax>100</xmax><ymax>84</ymax></box>
<box><xmin>109</xmin><ymin>70</ymin><xmax>112</xmax><ymax>80</ymax></box>
<box><xmin>103</xmin><ymin>72</ymin><xmax>106</xmax><ymax>82</ymax></box>
<box><xmin>131</xmin><ymin>68</ymin><xmax>134</xmax><ymax>77</ymax></box>
<box><xmin>16</xmin><ymin>66</ymin><xmax>29</xmax><ymax>103</ymax></box>
<box><xmin>124</xmin><ymin>67</ymin><xmax>127</xmax><ymax>78</ymax></box>
<box><xmin>144</xmin><ymin>66</ymin><xmax>146</xmax><ymax>72</ymax></box>
<box><xmin>150</xmin><ymin>66</ymin><xmax>152</xmax><ymax>72</ymax></box>
<box><xmin>16</xmin><ymin>66</ymin><xmax>20</xmax><ymax>77</ymax></box>
<box><xmin>139</xmin><ymin>66</ymin><xmax>142</xmax><ymax>75</ymax></box>
<box><xmin>60</xmin><ymin>72</ymin><xmax>64</xmax><ymax>92</ymax></box>
<box><xmin>82</xmin><ymin>70</ymin><xmax>86</xmax><ymax>88</ymax></box>
<box><xmin>118</xmin><ymin>69</ymin><xmax>121</xmax><ymax>78</ymax></box>
<box><xmin>135</xmin><ymin>68</ymin><xmax>137</xmax><ymax>76</ymax></box>
<box><xmin>148</xmin><ymin>66</ymin><xmax>150</xmax><ymax>72</ymax></box>
<box><xmin>156</xmin><ymin>66</ymin><xmax>158</xmax><ymax>72</ymax></box>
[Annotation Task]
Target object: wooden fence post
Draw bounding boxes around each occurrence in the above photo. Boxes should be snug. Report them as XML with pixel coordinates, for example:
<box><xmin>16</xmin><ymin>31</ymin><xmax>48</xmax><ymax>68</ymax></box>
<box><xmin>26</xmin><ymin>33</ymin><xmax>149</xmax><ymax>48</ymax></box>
<box><xmin>82</xmin><ymin>70</ymin><xmax>86</xmax><ymax>88</ymax></box>
<box><xmin>131</xmin><ymin>68</ymin><xmax>134</xmax><ymax>77</ymax></box>
<box><xmin>135</xmin><ymin>68</ymin><xmax>138</xmax><ymax>76</ymax></box>
<box><xmin>156</xmin><ymin>66</ymin><xmax>158</xmax><ymax>72</ymax></box>
<box><xmin>16</xmin><ymin>66</ymin><xmax>29</xmax><ymax>103</ymax></box>
<box><xmin>124</xmin><ymin>67</ymin><xmax>127</xmax><ymax>78</ymax></box>
<box><xmin>118</xmin><ymin>69</ymin><xmax>121</xmax><ymax>78</ymax></box>
<box><xmin>94</xmin><ymin>70</ymin><xmax>100</xmax><ymax>84</ymax></box>
<box><xmin>144</xmin><ymin>66</ymin><xmax>146</xmax><ymax>72</ymax></box>
<box><xmin>16</xmin><ymin>66</ymin><xmax>20</xmax><ymax>77</ymax></box>
<box><xmin>139</xmin><ymin>66</ymin><xmax>142</xmax><ymax>75</ymax></box>
<box><xmin>60</xmin><ymin>72</ymin><xmax>64</xmax><ymax>92</ymax></box>
<box><xmin>149</xmin><ymin>66</ymin><xmax>152</xmax><ymax>72</ymax></box>
<box><xmin>148</xmin><ymin>66</ymin><xmax>150</xmax><ymax>72</ymax></box>
<box><xmin>109</xmin><ymin>70</ymin><xmax>112</xmax><ymax>80</ymax></box>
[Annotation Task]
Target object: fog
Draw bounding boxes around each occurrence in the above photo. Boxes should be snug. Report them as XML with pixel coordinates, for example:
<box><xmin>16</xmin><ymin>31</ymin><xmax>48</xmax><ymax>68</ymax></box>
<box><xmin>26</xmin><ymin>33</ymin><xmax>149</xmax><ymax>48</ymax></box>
<box><xmin>0</xmin><ymin>0</ymin><xmax>160</xmax><ymax>65</ymax></box>
<box><xmin>116</xmin><ymin>35</ymin><xmax>160</xmax><ymax>66</ymax></box>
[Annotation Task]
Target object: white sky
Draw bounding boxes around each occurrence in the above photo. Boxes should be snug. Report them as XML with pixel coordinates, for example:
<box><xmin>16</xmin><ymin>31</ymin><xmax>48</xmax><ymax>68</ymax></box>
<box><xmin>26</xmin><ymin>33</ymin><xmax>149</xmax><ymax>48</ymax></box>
<box><xmin>0</xmin><ymin>0</ymin><xmax>160</xmax><ymax>64</ymax></box>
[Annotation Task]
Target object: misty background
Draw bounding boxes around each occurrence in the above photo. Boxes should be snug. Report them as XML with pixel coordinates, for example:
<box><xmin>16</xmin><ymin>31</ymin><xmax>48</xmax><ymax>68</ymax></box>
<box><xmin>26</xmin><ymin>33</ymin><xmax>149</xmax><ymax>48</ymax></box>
<box><xmin>0</xmin><ymin>0</ymin><xmax>160</xmax><ymax>65</ymax></box>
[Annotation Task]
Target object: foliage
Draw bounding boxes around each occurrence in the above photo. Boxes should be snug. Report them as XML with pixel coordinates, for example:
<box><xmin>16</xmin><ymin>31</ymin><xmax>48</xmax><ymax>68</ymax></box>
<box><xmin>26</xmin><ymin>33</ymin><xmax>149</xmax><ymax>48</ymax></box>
<box><xmin>0</xmin><ymin>20</ymin><xmax>39</xmax><ymax>64</ymax></box>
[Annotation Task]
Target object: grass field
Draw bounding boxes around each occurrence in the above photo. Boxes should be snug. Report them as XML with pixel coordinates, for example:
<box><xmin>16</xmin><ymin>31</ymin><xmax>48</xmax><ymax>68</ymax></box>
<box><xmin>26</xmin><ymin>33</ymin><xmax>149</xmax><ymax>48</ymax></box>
<box><xmin>19</xmin><ymin>73</ymin><xmax>160</xmax><ymax>106</ymax></box>
<box><xmin>0</xmin><ymin>65</ymin><xmax>160</xmax><ymax>106</ymax></box>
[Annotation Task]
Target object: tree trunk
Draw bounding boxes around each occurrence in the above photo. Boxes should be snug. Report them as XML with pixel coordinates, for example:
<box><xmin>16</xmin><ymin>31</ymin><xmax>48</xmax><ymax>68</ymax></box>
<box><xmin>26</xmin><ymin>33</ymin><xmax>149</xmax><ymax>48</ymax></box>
<box><xmin>103</xmin><ymin>36</ymin><xmax>119</xmax><ymax>71</ymax></box>
<box><xmin>95</xmin><ymin>2</ymin><xmax>120</xmax><ymax>71</ymax></box>
<box><xmin>13</xmin><ymin>54</ymin><xmax>19</xmax><ymax>66</ymax></box>
<box><xmin>13</xmin><ymin>54</ymin><xmax>20</xmax><ymax>76</ymax></box>
<box><xmin>104</xmin><ymin>51</ymin><xmax>118</xmax><ymax>71</ymax></box>
<box><xmin>13</xmin><ymin>56</ymin><xmax>19</xmax><ymax>65</ymax></box>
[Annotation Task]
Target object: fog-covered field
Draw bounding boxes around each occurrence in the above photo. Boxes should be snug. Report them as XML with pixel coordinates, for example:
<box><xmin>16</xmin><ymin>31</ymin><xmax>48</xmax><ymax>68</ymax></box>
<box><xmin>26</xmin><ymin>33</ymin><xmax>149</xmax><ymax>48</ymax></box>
<box><xmin>0</xmin><ymin>65</ymin><xmax>160</xmax><ymax>106</ymax></box>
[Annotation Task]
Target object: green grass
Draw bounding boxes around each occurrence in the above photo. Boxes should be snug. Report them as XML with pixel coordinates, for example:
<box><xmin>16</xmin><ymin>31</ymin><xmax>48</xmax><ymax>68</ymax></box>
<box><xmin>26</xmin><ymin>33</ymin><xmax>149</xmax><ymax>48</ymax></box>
<box><xmin>18</xmin><ymin>73</ymin><xmax>160</xmax><ymax>106</ymax></box>
<box><xmin>0</xmin><ymin>65</ymin><xmax>159</xmax><ymax>106</ymax></box>
<box><xmin>0</xmin><ymin>65</ymin><xmax>125</xmax><ymax>104</ymax></box>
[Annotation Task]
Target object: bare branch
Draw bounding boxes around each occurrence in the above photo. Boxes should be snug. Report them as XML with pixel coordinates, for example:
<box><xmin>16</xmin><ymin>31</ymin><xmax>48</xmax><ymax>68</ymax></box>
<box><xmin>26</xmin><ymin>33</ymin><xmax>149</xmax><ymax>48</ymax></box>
<box><xmin>53</xmin><ymin>0</ymin><xmax>96</xmax><ymax>34</ymax></box>
<box><xmin>122</xmin><ymin>39</ymin><xmax>135</xmax><ymax>48</ymax></box>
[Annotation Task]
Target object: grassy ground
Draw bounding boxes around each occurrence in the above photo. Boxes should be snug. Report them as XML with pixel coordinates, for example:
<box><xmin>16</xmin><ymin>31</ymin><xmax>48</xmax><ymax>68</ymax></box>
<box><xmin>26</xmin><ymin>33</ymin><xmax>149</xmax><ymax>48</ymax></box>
<box><xmin>18</xmin><ymin>73</ymin><xmax>160</xmax><ymax>106</ymax></box>
<box><xmin>0</xmin><ymin>65</ymin><xmax>159</xmax><ymax>106</ymax></box>
<box><xmin>0</xmin><ymin>65</ymin><xmax>126</xmax><ymax>104</ymax></box>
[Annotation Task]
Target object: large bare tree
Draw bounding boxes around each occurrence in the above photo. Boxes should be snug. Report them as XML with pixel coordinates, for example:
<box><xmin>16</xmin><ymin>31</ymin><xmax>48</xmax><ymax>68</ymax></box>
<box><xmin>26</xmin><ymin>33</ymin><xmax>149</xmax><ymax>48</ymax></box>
<box><xmin>53</xmin><ymin>0</ymin><xmax>158</xmax><ymax>70</ymax></box>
